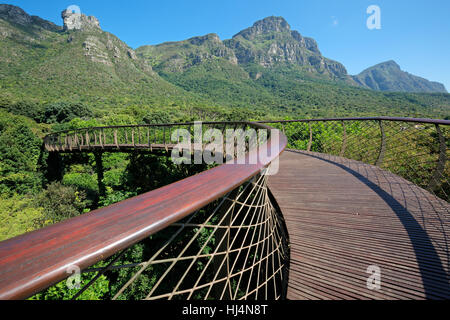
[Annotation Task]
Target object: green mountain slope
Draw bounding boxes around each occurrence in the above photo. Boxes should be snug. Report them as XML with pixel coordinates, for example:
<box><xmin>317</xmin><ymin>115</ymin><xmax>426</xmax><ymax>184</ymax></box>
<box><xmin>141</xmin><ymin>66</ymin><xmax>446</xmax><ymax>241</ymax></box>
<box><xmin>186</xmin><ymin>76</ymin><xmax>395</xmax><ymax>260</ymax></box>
<box><xmin>352</xmin><ymin>60</ymin><xmax>447</xmax><ymax>93</ymax></box>
<box><xmin>137</xmin><ymin>33</ymin><xmax>281</xmax><ymax>109</ymax></box>
<box><xmin>0</xmin><ymin>5</ymin><xmax>206</xmax><ymax>113</ymax></box>
<box><xmin>253</xmin><ymin>64</ymin><xmax>450</xmax><ymax>117</ymax></box>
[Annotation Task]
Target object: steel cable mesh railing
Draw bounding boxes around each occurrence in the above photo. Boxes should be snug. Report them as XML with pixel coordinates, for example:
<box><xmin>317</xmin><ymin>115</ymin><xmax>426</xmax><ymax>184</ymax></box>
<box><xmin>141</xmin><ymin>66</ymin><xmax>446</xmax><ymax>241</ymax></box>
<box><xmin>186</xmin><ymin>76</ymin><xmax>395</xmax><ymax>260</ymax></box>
<box><xmin>5</xmin><ymin>122</ymin><xmax>289</xmax><ymax>300</ymax></box>
<box><xmin>263</xmin><ymin>119</ymin><xmax>449</xmax><ymax>201</ymax></box>
<box><xmin>32</xmin><ymin>169</ymin><xmax>289</xmax><ymax>300</ymax></box>
<box><xmin>43</xmin><ymin>122</ymin><xmax>264</xmax><ymax>156</ymax></box>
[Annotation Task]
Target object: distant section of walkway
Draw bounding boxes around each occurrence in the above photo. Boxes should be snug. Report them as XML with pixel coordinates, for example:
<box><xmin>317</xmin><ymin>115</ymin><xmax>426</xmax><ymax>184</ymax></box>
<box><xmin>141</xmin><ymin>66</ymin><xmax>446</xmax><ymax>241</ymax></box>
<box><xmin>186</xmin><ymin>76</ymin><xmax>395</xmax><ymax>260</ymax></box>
<box><xmin>268</xmin><ymin>150</ymin><xmax>450</xmax><ymax>300</ymax></box>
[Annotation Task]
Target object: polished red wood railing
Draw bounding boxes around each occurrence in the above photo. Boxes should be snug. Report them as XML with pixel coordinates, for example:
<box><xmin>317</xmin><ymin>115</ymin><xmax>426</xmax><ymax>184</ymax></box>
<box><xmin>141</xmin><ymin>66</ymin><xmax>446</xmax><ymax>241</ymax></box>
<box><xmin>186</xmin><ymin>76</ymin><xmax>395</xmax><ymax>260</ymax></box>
<box><xmin>0</xmin><ymin>122</ymin><xmax>288</xmax><ymax>300</ymax></box>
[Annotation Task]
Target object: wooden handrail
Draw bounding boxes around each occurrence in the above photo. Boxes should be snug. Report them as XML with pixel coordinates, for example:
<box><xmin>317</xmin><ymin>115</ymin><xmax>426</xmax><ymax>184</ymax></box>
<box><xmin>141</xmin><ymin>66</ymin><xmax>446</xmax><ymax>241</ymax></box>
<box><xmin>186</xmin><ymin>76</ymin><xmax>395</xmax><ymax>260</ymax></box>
<box><xmin>0</xmin><ymin>122</ymin><xmax>287</xmax><ymax>300</ymax></box>
<box><xmin>44</xmin><ymin>121</ymin><xmax>254</xmax><ymax>136</ymax></box>
<box><xmin>258</xmin><ymin>117</ymin><xmax>450</xmax><ymax>125</ymax></box>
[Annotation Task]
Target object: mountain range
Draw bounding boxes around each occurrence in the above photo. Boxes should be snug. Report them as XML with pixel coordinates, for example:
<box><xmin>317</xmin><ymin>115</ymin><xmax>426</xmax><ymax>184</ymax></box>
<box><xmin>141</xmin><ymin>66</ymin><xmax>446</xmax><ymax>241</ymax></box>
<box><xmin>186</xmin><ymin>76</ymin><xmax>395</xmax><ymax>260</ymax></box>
<box><xmin>0</xmin><ymin>4</ymin><xmax>449</xmax><ymax>120</ymax></box>
<box><xmin>137</xmin><ymin>15</ymin><xmax>446</xmax><ymax>93</ymax></box>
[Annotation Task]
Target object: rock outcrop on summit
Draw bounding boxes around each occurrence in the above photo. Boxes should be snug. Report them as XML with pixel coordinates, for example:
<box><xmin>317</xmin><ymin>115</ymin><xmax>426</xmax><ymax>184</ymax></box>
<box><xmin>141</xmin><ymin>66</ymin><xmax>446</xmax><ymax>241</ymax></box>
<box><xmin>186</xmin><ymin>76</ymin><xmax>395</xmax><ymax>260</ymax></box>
<box><xmin>62</xmin><ymin>9</ymin><xmax>101</xmax><ymax>31</ymax></box>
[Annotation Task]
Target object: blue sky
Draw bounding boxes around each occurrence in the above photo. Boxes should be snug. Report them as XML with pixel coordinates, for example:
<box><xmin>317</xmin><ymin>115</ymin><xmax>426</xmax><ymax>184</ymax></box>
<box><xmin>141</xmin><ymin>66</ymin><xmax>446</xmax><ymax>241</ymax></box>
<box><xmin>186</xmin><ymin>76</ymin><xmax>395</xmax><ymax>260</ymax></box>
<box><xmin>5</xmin><ymin>0</ymin><xmax>450</xmax><ymax>90</ymax></box>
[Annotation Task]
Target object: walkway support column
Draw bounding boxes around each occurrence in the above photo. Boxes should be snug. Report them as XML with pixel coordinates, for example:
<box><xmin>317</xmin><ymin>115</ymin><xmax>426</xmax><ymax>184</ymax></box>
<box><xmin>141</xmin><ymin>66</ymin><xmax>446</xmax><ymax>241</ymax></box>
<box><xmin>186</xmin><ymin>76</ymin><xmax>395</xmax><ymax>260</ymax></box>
<box><xmin>45</xmin><ymin>151</ymin><xmax>63</xmax><ymax>183</ymax></box>
<box><xmin>94</xmin><ymin>151</ymin><xmax>106</xmax><ymax>198</ymax></box>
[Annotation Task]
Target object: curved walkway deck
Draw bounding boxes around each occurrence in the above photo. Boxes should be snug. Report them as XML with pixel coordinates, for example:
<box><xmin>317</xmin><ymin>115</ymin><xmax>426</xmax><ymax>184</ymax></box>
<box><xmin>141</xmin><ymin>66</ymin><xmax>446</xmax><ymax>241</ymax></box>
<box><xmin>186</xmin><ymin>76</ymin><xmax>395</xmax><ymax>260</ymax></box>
<box><xmin>268</xmin><ymin>150</ymin><xmax>450</xmax><ymax>300</ymax></box>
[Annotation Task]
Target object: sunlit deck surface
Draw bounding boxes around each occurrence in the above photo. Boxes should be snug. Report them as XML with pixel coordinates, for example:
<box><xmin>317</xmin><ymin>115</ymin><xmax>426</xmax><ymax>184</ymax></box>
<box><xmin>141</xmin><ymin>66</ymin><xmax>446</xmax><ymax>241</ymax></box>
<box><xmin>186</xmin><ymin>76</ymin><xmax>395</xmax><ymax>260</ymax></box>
<box><xmin>268</xmin><ymin>150</ymin><xmax>450</xmax><ymax>300</ymax></box>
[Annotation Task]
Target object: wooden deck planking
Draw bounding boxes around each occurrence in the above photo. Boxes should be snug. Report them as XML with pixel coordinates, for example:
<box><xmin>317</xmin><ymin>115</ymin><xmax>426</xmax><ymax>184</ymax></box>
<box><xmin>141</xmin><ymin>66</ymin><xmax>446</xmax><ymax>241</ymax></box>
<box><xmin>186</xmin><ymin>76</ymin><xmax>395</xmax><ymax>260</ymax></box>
<box><xmin>268</xmin><ymin>150</ymin><xmax>450</xmax><ymax>300</ymax></box>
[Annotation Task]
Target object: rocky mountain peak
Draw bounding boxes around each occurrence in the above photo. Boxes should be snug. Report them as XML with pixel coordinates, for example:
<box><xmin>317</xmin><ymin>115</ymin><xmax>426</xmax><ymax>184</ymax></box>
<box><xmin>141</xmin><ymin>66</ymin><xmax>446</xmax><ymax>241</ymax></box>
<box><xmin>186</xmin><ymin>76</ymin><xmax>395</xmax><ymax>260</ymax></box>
<box><xmin>188</xmin><ymin>33</ymin><xmax>221</xmax><ymax>46</ymax></box>
<box><xmin>224</xmin><ymin>16</ymin><xmax>349</xmax><ymax>78</ymax></box>
<box><xmin>0</xmin><ymin>4</ymin><xmax>60</xmax><ymax>31</ymax></box>
<box><xmin>234</xmin><ymin>16</ymin><xmax>291</xmax><ymax>40</ymax></box>
<box><xmin>254</xmin><ymin>16</ymin><xmax>290</xmax><ymax>31</ymax></box>
<box><xmin>375</xmin><ymin>60</ymin><xmax>401</xmax><ymax>70</ymax></box>
<box><xmin>0</xmin><ymin>4</ymin><xmax>32</xmax><ymax>25</ymax></box>
<box><xmin>352</xmin><ymin>60</ymin><xmax>447</xmax><ymax>93</ymax></box>
<box><xmin>62</xmin><ymin>9</ymin><xmax>100</xmax><ymax>31</ymax></box>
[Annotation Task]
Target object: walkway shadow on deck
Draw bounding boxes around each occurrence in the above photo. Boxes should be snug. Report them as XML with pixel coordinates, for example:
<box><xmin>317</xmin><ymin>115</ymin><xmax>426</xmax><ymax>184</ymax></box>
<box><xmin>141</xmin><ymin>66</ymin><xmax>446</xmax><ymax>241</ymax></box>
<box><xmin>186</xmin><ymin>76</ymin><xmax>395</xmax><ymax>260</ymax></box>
<box><xmin>290</xmin><ymin>150</ymin><xmax>450</xmax><ymax>299</ymax></box>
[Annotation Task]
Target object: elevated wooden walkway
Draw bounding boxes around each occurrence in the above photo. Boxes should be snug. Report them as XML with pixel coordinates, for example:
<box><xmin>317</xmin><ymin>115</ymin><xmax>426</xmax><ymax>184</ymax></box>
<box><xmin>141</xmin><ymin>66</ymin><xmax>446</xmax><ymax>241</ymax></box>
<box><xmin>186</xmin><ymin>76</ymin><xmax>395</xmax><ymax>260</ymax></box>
<box><xmin>2</xmin><ymin>119</ymin><xmax>449</xmax><ymax>300</ymax></box>
<box><xmin>268</xmin><ymin>150</ymin><xmax>450</xmax><ymax>300</ymax></box>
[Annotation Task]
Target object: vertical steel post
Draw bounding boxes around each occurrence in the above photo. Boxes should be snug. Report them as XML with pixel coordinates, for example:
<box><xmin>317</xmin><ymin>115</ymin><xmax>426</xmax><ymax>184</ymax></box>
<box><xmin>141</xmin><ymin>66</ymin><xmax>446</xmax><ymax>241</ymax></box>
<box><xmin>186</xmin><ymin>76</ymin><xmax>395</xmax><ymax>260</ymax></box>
<box><xmin>375</xmin><ymin>120</ymin><xmax>386</xmax><ymax>166</ymax></box>
<box><xmin>307</xmin><ymin>122</ymin><xmax>313</xmax><ymax>152</ymax></box>
<box><xmin>428</xmin><ymin>124</ymin><xmax>447</xmax><ymax>191</ymax></box>
<box><xmin>340</xmin><ymin>121</ymin><xmax>347</xmax><ymax>157</ymax></box>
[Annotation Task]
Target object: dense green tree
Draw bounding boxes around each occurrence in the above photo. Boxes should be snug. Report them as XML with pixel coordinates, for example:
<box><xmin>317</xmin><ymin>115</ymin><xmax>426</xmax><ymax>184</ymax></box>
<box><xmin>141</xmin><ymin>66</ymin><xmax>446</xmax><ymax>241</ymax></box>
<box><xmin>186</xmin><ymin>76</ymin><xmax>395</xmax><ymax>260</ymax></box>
<box><xmin>0</xmin><ymin>111</ymin><xmax>42</xmax><ymax>195</ymax></box>
<box><xmin>41</xmin><ymin>102</ymin><xmax>93</xmax><ymax>124</ymax></box>
<box><xmin>35</xmin><ymin>182</ymin><xmax>88</xmax><ymax>225</ymax></box>
<box><xmin>0</xmin><ymin>195</ymin><xmax>44</xmax><ymax>241</ymax></box>
<box><xmin>0</xmin><ymin>101</ymin><xmax>44</xmax><ymax>122</ymax></box>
